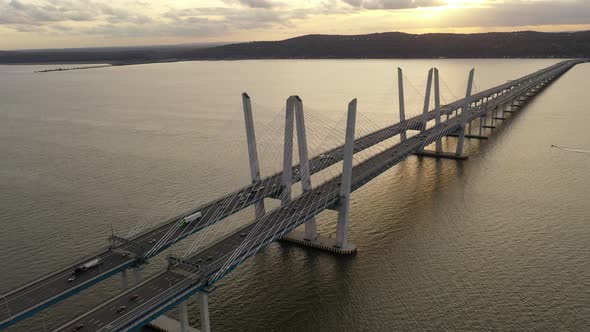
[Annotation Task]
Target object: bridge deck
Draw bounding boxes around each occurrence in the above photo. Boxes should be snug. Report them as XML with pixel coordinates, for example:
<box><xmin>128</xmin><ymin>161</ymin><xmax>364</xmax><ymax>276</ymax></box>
<box><xmin>3</xmin><ymin>59</ymin><xmax>585</xmax><ymax>330</ymax></box>
<box><xmin>54</xmin><ymin>59</ymin><xmax>585</xmax><ymax>332</ymax></box>
<box><xmin>0</xmin><ymin>72</ymin><xmax>461</xmax><ymax>329</ymax></box>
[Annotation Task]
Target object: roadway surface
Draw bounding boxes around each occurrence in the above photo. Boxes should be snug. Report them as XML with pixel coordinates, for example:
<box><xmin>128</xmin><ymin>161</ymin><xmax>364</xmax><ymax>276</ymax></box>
<box><xmin>54</xmin><ymin>59</ymin><xmax>582</xmax><ymax>331</ymax></box>
<box><xmin>3</xmin><ymin>59</ymin><xmax>584</xmax><ymax>330</ymax></box>
<box><xmin>0</xmin><ymin>70</ymin><xmax>454</xmax><ymax>328</ymax></box>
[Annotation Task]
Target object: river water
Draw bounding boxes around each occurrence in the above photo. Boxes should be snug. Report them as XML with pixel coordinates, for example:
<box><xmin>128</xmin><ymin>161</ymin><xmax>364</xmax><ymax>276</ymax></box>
<box><xmin>0</xmin><ymin>59</ymin><xmax>588</xmax><ymax>331</ymax></box>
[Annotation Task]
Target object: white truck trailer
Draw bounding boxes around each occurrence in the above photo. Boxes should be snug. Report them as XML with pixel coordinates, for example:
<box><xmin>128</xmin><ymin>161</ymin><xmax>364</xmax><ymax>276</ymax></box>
<box><xmin>180</xmin><ymin>211</ymin><xmax>202</xmax><ymax>226</ymax></box>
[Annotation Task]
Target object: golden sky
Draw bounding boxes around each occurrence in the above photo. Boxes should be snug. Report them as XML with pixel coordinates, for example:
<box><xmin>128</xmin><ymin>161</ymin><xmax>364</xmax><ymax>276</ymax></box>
<box><xmin>1</xmin><ymin>0</ymin><xmax>589</xmax><ymax>50</ymax></box>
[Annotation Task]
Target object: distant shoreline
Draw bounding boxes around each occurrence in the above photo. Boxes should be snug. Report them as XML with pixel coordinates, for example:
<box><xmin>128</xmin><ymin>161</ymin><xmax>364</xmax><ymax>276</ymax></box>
<box><xmin>3</xmin><ymin>56</ymin><xmax>579</xmax><ymax>68</ymax></box>
<box><xmin>35</xmin><ymin>64</ymin><xmax>112</xmax><ymax>73</ymax></box>
<box><xmin>1</xmin><ymin>31</ymin><xmax>589</xmax><ymax>66</ymax></box>
<box><xmin>2</xmin><ymin>56</ymin><xmax>581</xmax><ymax>73</ymax></box>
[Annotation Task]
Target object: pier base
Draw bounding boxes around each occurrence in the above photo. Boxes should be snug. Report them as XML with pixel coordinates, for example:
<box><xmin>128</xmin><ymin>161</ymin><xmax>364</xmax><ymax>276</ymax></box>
<box><xmin>281</xmin><ymin>230</ymin><xmax>357</xmax><ymax>255</ymax></box>
<box><xmin>446</xmin><ymin>133</ymin><xmax>488</xmax><ymax>140</ymax></box>
<box><xmin>148</xmin><ymin>315</ymin><xmax>200</xmax><ymax>332</ymax></box>
<box><xmin>415</xmin><ymin>150</ymin><xmax>468</xmax><ymax>160</ymax></box>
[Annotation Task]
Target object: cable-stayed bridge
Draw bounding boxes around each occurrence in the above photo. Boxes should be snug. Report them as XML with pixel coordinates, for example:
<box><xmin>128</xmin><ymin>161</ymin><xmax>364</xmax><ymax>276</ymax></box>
<box><xmin>1</xmin><ymin>59</ymin><xmax>586</xmax><ymax>332</ymax></box>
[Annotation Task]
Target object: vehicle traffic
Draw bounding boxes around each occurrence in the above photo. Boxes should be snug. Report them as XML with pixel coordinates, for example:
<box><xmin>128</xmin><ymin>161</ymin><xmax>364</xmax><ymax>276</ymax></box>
<box><xmin>71</xmin><ymin>258</ymin><xmax>102</xmax><ymax>278</ymax></box>
<box><xmin>180</xmin><ymin>211</ymin><xmax>202</xmax><ymax>226</ymax></box>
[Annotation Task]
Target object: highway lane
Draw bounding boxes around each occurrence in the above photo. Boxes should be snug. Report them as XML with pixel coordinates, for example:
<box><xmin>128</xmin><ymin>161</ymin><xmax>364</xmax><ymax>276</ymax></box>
<box><xmin>0</xmin><ymin>250</ymin><xmax>135</xmax><ymax>328</ymax></box>
<box><xmin>54</xmin><ymin>227</ymin><xmax>254</xmax><ymax>331</ymax></box>
<box><xmin>4</xmin><ymin>59</ymin><xmax>579</xmax><ymax>329</ymax></box>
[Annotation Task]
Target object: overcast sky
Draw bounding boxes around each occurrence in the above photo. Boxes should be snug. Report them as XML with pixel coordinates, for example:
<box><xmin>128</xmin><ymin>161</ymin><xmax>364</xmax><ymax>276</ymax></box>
<box><xmin>1</xmin><ymin>0</ymin><xmax>589</xmax><ymax>50</ymax></box>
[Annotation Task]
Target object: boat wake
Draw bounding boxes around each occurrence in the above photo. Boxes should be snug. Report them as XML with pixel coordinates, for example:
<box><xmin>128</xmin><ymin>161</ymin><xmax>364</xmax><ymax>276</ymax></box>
<box><xmin>551</xmin><ymin>144</ymin><xmax>590</xmax><ymax>154</ymax></box>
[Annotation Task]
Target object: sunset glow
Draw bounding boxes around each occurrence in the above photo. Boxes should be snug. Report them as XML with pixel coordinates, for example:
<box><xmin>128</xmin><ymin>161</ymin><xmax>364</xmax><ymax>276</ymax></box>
<box><xmin>0</xmin><ymin>0</ymin><xmax>589</xmax><ymax>49</ymax></box>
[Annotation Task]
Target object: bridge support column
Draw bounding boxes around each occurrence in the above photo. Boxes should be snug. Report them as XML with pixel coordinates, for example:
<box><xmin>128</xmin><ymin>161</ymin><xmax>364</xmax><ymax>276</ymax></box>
<box><xmin>242</xmin><ymin>93</ymin><xmax>266</xmax><ymax>219</ymax></box>
<box><xmin>493</xmin><ymin>105</ymin><xmax>506</xmax><ymax>120</ymax></box>
<box><xmin>179</xmin><ymin>301</ymin><xmax>189</xmax><ymax>332</ymax></box>
<box><xmin>490</xmin><ymin>107</ymin><xmax>497</xmax><ymax>126</ymax></box>
<box><xmin>447</xmin><ymin>132</ymin><xmax>488</xmax><ymax>140</ymax></box>
<box><xmin>120</xmin><ymin>270</ymin><xmax>128</xmax><ymax>290</ymax></box>
<box><xmin>417</xmin><ymin>68</ymin><xmax>469</xmax><ymax>160</ymax></box>
<box><xmin>397</xmin><ymin>67</ymin><xmax>407</xmax><ymax>141</ymax></box>
<box><xmin>467</xmin><ymin>112</ymin><xmax>473</xmax><ymax>136</ymax></box>
<box><xmin>481</xmin><ymin>112</ymin><xmax>495</xmax><ymax>130</ymax></box>
<box><xmin>199</xmin><ymin>292</ymin><xmax>211</xmax><ymax>332</ymax></box>
<box><xmin>479</xmin><ymin>114</ymin><xmax>485</xmax><ymax>136</ymax></box>
<box><xmin>133</xmin><ymin>267</ymin><xmax>143</xmax><ymax>283</ymax></box>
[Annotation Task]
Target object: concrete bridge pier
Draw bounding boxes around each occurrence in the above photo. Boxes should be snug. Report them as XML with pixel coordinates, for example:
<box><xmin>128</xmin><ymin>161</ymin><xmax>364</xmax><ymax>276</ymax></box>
<box><xmin>149</xmin><ymin>292</ymin><xmax>210</xmax><ymax>332</ymax></box>
<box><xmin>494</xmin><ymin>104</ymin><xmax>507</xmax><ymax>120</ymax></box>
<box><xmin>198</xmin><ymin>292</ymin><xmax>211</xmax><ymax>332</ymax></box>
<box><xmin>133</xmin><ymin>267</ymin><xmax>143</xmax><ymax>283</ymax></box>
<box><xmin>179</xmin><ymin>301</ymin><xmax>189</xmax><ymax>332</ymax></box>
<box><xmin>447</xmin><ymin>70</ymin><xmax>486</xmax><ymax>141</ymax></box>
<box><xmin>417</xmin><ymin>68</ymin><xmax>471</xmax><ymax>160</ymax></box>
<box><xmin>504</xmin><ymin>104</ymin><xmax>516</xmax><ymax>113</ymax></box>
<box><xmin>482</xmin><ymin>111</ymin><xmax>496</xmax><ymax>130</ymax></box>
<box><xmin>120</xmin><ymin>270</ymin><xmax>128</xmax><ymax>291</ymax></box>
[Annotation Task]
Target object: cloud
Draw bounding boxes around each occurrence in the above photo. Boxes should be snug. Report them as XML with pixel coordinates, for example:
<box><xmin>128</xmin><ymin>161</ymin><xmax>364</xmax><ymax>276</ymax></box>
<box><xmin>0</xmin><ymin>0</ymin><xmax>152</xmax><ymax>27</ymax></box>
<box><xmin>441</xmin><ymin>0</ymin><xmax>590</xmax><ymax>28</ymax></box>
<box><xmin>341</xmin><ymin>0</ymin><xmax>447</xmax><ymax>9</ymax></box>
<box><xmin>1</xmin><ymin>0</ymin><xmax>590</xmax><ymax>49</ymax></box>
<box><xmin>222</xmin><ymin>0</ymin><xmax>279</xmax><ymax>9</ymax></box>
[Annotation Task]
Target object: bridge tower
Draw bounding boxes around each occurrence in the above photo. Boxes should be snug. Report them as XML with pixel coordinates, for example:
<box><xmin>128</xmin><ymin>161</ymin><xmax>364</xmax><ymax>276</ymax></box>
<box><xmin>416</xmin><ymin>67</ymin><xmax>474</xmax><ymax>159</ymax></box>
<box><xmin>397</xmin><ymin>68</ymin><xmax>407</xmax><ymax>141</ymax></box>
<box><xmin>455</xmin><ymin>68</ymin><xmax>476</xmax><ymax>155</ymax></box>
<box><xmin>335</xmin><ymin>99</ymin><xmax>357</xmax><ymax>250</ymax></box>
<box><xmin>281</xmin><ymin>97</ymin><xmax>357</xmax><ymax>254</ymax></box>
<box><xmin>242</xmin><ymin>93</ymin><xmax>266</xmax><ymax>219</ymax></box>
<box><xmin>279</xmin><ymin>96</ymin><xmax>318</xmax><ymax>241</ymax></box>
<box><xmin>420</xmin><ymin>68</ymin><xmax>434</xmax><ymax>136</ymax></box>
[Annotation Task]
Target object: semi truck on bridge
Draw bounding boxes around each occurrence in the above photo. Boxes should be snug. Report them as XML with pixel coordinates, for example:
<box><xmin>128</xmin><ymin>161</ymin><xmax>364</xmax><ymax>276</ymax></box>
<box><xmin>68</xmin><ymin>258</ymin><xmax>102</xmax><ymax>281</ymax></box>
